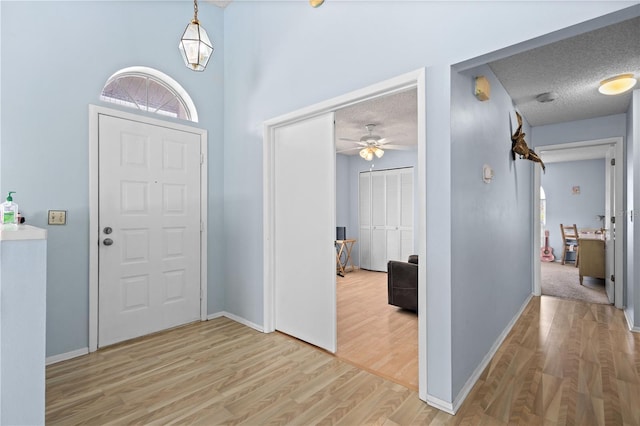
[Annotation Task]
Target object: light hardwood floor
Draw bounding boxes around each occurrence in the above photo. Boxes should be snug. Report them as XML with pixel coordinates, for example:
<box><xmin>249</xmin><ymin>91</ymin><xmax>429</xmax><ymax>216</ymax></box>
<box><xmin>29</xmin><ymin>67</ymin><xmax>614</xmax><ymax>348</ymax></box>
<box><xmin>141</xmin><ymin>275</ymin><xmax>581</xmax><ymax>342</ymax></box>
<box><xmin>47</xmin><ymin>296</ymin><xmax>640</xmax><ymax>424</ymax></box>
<box><xmin>336</xmin><ymin>268</ymin><xmax>418</xmax><ymax>390</ymax></box>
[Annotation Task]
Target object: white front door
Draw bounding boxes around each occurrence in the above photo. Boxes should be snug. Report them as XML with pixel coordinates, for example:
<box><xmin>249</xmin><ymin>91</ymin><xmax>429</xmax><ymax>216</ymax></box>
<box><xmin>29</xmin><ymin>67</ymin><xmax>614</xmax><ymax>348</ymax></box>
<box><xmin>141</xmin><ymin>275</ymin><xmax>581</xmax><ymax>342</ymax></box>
<box><xmin>98</xmin><ymin>114</ymin><xmax>202</xmax><ymax>347</ymax></box>
<box><xmin>274</xmin><ymin>112</ymin><xmax>337</xmax><ymax>353</ymax></box>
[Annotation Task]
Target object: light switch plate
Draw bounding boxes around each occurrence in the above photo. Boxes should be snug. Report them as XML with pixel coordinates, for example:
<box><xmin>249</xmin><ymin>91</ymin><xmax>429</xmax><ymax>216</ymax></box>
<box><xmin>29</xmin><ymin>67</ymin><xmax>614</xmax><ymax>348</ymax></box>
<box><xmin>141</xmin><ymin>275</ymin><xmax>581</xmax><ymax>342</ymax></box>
<box><xmin>48</xmin><ymin>210</ymin><xmax>67</xmax><ymax>225</ymax></box>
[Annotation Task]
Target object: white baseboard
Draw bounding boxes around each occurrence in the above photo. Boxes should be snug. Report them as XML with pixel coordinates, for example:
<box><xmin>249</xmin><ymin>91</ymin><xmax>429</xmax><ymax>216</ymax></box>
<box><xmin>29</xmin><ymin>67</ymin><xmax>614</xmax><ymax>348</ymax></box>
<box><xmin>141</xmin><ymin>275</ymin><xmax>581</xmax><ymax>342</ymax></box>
<box><xmin>46</xmin><ymin>347</ymin><xmax>89</xmax><ymax>366</ymax></box>
<box><xmin>624</xmin><ymin>309</ymin><xmax>640</xmax><ymax>333</ymax></box>
<box><xmin>208</xmin><ymin>311</ymin><xmax>264</xmax><ymax>333</ymax></box>
<box><xmin>450</xmin><ymin>293</ymin><xmax>534</xmax><ymax>414</ymax></box>
<box><xmin>425</xmin><ymin>394</ymin><xmax>455</xmax><ymax>415</ymax></box>
<box><xmin>46</xmin><ymin>315</ymin><xmax>265</xmax><ymax>366</ymax></box>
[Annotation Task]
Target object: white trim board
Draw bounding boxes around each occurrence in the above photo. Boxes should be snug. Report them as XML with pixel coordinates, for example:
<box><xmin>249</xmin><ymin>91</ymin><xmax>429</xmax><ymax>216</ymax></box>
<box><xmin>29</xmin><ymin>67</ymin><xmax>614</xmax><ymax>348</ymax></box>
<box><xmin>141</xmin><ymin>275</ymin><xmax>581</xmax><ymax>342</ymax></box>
<box><xmin>624</xmin><ymin>310</ymin><xmax>640</xmax><ymax>333</ymax></box>
<box><xmin>207</xmin><ymin>312</ymin><xmax>265</xmax><ymax>333</ymax></box>
<box><xmin>447</xmin><ymin>294</ymin><xmax>533</xmax><ymax>414</ymax></box>
<box><xmin>533</xmin><ymin>137</ymin><xmax>625</xmax><ymax>309</ymax></box>
<box><xmin>46</xmin><ymin>348</ymin><xmax>89</xmax><ymax>366</ymax></box>
<box><xmin>263</xmin><ymin>69</ymin><xmax>428</xmax><ymax>400</ymax></box>
<box><xmin>88</xmin><ymin>105</ymin><xmax>208</xmax><ymax>352</ymax></box>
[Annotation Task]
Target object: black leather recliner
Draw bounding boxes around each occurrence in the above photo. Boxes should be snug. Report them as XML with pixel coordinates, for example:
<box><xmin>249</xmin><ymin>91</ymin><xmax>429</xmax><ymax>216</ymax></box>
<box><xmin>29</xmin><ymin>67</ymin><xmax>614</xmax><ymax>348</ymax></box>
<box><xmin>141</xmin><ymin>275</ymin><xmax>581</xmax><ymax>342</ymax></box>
<box><xmin>387</xmin><ymin>255</ymin><xmax>418</xmax><ymax>312</ymax></box>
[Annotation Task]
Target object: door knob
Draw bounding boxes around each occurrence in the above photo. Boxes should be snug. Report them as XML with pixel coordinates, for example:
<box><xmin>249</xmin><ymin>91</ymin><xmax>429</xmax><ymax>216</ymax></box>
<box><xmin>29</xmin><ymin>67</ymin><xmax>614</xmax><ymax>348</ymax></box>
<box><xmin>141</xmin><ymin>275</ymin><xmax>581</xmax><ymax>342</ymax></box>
<box><xmin>103</xmin><ymin>238</ymin><xmax>114</xmax><ymax>246</ymax></box>
<box><xmin>103</xmin><ymin>227</ymin><xmax>113</xmax><ymax>234</ymax></box>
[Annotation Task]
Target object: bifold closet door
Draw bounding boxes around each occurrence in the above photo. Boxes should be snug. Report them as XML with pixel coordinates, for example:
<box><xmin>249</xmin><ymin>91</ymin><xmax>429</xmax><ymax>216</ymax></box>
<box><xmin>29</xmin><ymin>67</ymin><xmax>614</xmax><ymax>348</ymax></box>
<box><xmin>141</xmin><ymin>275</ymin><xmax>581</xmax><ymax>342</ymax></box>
<box><xmin>273</xmin><ymin>112</ymin><xmax>337</xmax><ymax>353</ymax></box>
<box><xmin>359</xmin><ymin>167</ymin><xmax>414</xmax><ymax>272</ymax></box>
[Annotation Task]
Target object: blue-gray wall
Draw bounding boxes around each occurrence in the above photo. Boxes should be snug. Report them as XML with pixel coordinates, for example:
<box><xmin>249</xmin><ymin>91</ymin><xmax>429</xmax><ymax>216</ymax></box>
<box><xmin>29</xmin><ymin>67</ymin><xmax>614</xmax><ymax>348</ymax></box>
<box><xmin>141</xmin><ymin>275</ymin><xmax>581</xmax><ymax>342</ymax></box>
<box><xmin>2</xmin><ymin>0</ymin><xmax>637</xmax><ymax>409</ymax></box>
<box><xmin>335</xmin><ymin>150</ymin><xmax>418</xmax><ymax>267</ymax></box>
<box><xmin>0</xmin><ymin>1</ymin><xmax>225</xmax><ymax>357</ymax></box>
<box><xmin>223</xmin><ymin>2</ymin><xmax>634</xmax><ymax>403</ymax></box>
<box><xmin>450</xmin><ymin>64</ymin><xmax>534</xmax><ymax>395</ymax></box>
<box><xmin>542</xmin><ymin>159</ymin><xmax>606</xmax><ymax>258</ymax></box>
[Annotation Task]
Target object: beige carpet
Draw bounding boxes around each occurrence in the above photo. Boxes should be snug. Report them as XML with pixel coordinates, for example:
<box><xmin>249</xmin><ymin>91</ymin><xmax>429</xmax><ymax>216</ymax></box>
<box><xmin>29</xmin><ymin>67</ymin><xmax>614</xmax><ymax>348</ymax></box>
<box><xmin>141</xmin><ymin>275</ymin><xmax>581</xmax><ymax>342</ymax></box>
<box><xmin>541</xmin><ymin>261</ymin><xmax>610</xmax><ymax>305</ymax></box>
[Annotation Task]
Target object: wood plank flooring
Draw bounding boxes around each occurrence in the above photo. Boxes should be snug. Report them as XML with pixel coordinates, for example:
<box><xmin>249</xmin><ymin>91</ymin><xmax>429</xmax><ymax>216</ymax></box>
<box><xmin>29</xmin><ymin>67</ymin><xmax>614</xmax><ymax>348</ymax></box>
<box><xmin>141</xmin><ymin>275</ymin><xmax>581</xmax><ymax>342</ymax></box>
<box><xmin>336</xmin><ymin>269</ymin><xmax>418</xmax><ymax>390</ymax></box>
<box><xmin>47</xmin><ymin>296</ymin><xmax>640</xmax><ymax>424</ymax></box>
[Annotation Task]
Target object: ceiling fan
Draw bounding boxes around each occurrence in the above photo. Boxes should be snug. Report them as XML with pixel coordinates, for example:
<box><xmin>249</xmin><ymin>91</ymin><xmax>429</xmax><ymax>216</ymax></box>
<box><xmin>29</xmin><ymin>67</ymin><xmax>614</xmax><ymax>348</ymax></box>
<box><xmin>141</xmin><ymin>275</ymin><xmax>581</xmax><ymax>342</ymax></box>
<box><xmin>338</xmin><ymin>124</ymin><xmax>411</xmax><ymax>161</ymax></box>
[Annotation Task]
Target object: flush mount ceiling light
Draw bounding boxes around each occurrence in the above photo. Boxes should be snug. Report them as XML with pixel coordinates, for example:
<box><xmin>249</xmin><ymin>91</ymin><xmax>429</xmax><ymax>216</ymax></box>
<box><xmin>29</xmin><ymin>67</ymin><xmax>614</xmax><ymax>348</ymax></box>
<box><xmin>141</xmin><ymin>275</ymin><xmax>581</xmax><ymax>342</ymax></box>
<box><xmin>598</xmin><ymin>74</ymin><xmax>637</xmax><ymax>95</ymax></box>
<box><xmin>309</xmin><ymin>0</ymin><xmax>325</xmax><ymax>7</ymax></box>
<box><xmin>179</xmin><ymin>0</ymin><xmax>214</xmax><ymax>72</ymax></box>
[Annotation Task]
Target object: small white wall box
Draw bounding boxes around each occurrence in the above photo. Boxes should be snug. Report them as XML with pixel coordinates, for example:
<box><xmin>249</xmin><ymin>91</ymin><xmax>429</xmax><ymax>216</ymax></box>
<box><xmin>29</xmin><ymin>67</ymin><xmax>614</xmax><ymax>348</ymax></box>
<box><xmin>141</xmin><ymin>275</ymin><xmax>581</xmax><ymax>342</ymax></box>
<box><xmin>482</xmin><ymin>164</ymin><xmax>494</xmax><ymax>183</ymax></box>
<box><xmin>48</xmin><ymin>210</ymin><xmax>67</xmax><ymax>225</ymax></box>
<box><xmin>475</xmin><ymin>76</ymin><xmax>490</xmax><ymax>101</ymax></box>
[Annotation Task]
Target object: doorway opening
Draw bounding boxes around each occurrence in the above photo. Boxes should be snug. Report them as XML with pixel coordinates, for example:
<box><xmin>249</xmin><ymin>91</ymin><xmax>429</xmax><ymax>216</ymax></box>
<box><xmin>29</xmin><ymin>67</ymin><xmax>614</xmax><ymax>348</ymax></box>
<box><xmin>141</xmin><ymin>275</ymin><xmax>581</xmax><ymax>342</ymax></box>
<box><xmin>534</xmin><ymin>137</ymin><xmax>623</xmax><ymax>308</ymax></box>
<box><xmin>334</xmin><ymin>90</ymin><xmax>419</xmax><ymax>389</ymax></box>
<box><xmin>263</xmin><ymin>69</ymin><xmax>427</xmax><ymax>399</ymax></box>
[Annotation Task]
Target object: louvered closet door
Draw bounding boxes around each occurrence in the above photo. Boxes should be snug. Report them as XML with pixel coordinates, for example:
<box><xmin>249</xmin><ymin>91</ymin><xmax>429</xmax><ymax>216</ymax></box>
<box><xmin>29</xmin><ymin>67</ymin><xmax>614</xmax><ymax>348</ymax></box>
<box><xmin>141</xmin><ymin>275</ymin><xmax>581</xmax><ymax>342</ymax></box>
<box><xmin>370</xmin><ymin>172</ymin><xmax>388</xmax><ymax>271</ymax></box>
<box><xmin>386</xmin><ymin>171</ymin><xmax>401</xmax><ymax>262</ymax></box>
<box><xmin>359</xmin><ymin>172</ymin><xmax>371</xmax><ymax>270</ymax></box>
<box><xmin>359</xmin><ymin>167</ymin><xmax>414</xmax><ymax>272</ymax></box>
<box><xmin>399</xmin><ymin>168</ymin><xmax>414</xmax><ymax>260</ymax></box>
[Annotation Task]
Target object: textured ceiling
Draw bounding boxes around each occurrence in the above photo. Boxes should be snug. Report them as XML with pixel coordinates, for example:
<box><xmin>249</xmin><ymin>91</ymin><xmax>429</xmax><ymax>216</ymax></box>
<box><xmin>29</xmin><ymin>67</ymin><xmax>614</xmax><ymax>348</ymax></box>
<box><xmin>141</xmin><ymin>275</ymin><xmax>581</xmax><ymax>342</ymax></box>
<box><xmin>335</xmin><ymin>90</ymin><xmax>418</xmax><ymax>155</ymax></box>
<box><xmin>335</xmin><ymin>15</ymin><xmax>638</xmax><ymax>154</ymax></box>
<box><xmin>488</xmin><ymin>16</ymin><xmax>640</xmax><ymax>127</ymax></box>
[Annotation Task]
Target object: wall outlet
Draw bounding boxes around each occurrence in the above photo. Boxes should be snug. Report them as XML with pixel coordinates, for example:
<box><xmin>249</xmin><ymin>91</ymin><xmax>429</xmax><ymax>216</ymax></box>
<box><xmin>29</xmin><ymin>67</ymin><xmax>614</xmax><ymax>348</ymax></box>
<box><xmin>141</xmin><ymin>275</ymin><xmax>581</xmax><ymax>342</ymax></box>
<box><xmin>48</xmin><ymin>210</ymin><xmax>67</xmax><ymax>225</ymax></box>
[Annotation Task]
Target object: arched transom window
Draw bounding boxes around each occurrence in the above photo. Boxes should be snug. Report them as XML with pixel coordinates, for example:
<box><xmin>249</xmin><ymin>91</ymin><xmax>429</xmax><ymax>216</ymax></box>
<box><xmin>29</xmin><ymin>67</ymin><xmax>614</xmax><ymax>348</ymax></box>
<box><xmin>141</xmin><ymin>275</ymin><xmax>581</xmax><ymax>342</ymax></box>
<box><xmin>101</xmin><ymin>67</ymin><xmax>198</xmax><ymax>122</ymax></box>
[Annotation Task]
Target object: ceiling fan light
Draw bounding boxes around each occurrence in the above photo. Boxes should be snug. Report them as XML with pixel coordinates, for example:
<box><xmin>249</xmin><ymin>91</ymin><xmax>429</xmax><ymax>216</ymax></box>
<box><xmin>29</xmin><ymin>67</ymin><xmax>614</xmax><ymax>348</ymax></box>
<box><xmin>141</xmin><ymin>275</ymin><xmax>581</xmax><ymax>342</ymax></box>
<box><xmin>359</xmin><ymin>148</ymin><xmax>369</xmax><ymax>159</ymax></box>
<box><xmin>598</xmin><ymin>74</ymin><xmax>636</xmax><ymax>95</ymax></box>
<box><xmin>374</xmin><ymin>147</ymin><xmax>384</xmax><ymax>158</ymax></box>
<box><xmin>365</xmin><ymin>151</ymin><xmax>374</xmax><ymax>161</ymax></box>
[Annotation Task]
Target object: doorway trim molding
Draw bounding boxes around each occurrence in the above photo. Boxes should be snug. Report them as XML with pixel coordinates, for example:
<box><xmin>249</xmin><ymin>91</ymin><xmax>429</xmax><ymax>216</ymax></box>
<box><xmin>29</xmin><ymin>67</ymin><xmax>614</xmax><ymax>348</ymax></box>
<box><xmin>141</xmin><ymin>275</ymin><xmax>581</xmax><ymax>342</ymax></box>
<box><xmin>88</xmin><ymin>105</ymin><xmax>209</xmax><ymax>352</ymax></box>
<box><xmin>263</xmin><ymin>68</ymin><xmax>427</xmax><ymax>398</ymax></box>
<box><xmin>533</xmin><ymin>136</ymin><xmax>624</xmax><ymax>309</ymax></box>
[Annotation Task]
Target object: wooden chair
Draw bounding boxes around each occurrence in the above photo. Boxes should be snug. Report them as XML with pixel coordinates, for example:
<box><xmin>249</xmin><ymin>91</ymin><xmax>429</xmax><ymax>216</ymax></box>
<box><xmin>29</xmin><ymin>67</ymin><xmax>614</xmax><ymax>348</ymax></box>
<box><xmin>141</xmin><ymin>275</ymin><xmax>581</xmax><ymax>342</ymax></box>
<box><xmin>559</xmin><ymin>223</ymin><xmax>579</xmax><ymax>267</ymax></box>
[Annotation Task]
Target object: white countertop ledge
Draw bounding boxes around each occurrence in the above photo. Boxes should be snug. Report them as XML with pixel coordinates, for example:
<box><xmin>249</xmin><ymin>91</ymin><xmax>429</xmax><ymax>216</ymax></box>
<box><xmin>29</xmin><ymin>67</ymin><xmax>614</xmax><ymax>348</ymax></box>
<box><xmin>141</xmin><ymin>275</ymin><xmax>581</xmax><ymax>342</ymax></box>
<box><xmin>0</xmin><ymin>225</ymin><xmax>47</xmax><ymax>241</ymax></box>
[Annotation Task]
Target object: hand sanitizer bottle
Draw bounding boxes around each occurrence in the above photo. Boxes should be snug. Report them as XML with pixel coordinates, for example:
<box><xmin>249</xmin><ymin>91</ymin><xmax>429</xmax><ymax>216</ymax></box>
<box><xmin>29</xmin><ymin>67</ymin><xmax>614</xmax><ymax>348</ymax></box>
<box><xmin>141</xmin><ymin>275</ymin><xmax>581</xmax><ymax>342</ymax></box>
<box><xmin>1</xmin><ymin>191</ymin><xmax>18</xmax><ymax>225</ymax></box>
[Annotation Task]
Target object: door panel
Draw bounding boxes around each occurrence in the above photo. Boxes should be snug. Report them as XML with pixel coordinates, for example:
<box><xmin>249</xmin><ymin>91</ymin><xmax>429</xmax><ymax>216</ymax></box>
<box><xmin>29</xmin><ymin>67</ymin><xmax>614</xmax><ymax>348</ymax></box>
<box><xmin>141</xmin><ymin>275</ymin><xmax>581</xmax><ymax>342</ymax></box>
<box><xmin>98</xmin><ymin>114</ymin><xmax>201</xmax><ymax>347</ymax></box>
<box><xmin>359</xmin><ymin>172</ymin><xmax>371</xmax><ymax>269</ymax></box>
<box><xmin>274</xmin><ymin>112</ymin><xmax>336</xmax><ymax>353</ymax></box>
<box><xmin>604</xmin><ymin>147</ymin><xmax>615</xmax><ymax>304</ymax></box>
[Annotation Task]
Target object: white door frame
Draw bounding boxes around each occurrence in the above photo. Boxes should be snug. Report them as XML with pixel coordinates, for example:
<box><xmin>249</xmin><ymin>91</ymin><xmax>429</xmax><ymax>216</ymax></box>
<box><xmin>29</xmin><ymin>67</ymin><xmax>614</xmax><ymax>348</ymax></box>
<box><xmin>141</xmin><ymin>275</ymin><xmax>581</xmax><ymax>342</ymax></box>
<box><xmin>263</xmin><ymin>68</ymin><xmax>427</xmax><ymax>398</ymax></box>
<box><xmin>88</xmin><ymin>105</ymin><xmax>208</xmax><ymax>352</ymax></box>
<box><xmin>533</xmin><ymin>137</ymin><xmax>624</xmax><ymax>309</ymax></box>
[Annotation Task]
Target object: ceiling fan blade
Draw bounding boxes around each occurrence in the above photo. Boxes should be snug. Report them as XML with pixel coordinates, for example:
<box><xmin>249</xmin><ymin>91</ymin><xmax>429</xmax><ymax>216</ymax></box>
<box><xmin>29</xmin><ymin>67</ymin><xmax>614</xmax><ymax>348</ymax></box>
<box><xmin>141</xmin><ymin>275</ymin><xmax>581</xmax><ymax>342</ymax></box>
<box><xmin>338</xmin><ymin>137</ymin><xmax>359</xmax><ymax>142</ymax></box>
<box><xmin>336</xmin><ymin>147</ymin><xmax>362</xmax><ymax>153</ymax></box>
<box><xmin>382</xmin><ymin>144</ymin><xmax>416</xmax><ymax>151</ymax></box>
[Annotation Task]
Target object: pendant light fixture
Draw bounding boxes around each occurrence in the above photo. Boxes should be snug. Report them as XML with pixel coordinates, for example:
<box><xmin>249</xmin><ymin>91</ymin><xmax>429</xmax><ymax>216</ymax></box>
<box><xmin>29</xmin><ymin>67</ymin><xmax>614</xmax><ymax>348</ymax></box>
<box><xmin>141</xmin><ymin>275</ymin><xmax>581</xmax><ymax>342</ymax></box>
<box><xmin>179</xmin><ymin>0</ymin><xmax>214</xmax><ymax>72</ymax></box>
<box><xmin>309</xmin><ymin>0</ymin><xmax>325</xmax><ymax>7</ymax></box>
<box><xmin>598</xmin><ymin>74</ymin><xmax>637</xmax><ymax>95</ymax></box>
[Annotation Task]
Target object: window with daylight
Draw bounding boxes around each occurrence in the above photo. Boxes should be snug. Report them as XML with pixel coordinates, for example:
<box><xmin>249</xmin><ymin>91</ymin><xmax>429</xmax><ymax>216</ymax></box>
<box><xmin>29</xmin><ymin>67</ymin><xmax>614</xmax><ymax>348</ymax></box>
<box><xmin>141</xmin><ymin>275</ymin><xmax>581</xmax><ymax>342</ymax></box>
<box><xmin>101</xmin><ymin>67</ymin><xmax>198</xmax><ymax>122</ymax></box>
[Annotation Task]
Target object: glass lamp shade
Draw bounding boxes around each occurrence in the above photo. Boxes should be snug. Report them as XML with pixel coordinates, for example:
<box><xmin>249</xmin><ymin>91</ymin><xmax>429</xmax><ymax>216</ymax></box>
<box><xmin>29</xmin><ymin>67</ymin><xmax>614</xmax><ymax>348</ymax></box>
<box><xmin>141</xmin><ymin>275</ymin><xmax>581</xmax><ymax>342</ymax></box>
<box><xmin>373</xmin><ymin>147</ymin><xmax>384</xmax><ymax>158</ymax></box>
<box><xmin>179</xmin><ymin>21</ymin><xmax>213</xmax><ymax>72</ymax></box>
<box><xmin>360</xmin><ymin>148</ymin><xmax>375</xmax><ymax>161</ymax></box>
